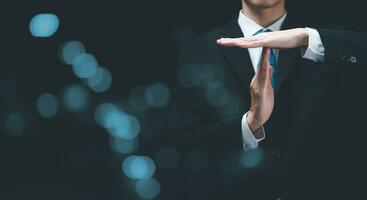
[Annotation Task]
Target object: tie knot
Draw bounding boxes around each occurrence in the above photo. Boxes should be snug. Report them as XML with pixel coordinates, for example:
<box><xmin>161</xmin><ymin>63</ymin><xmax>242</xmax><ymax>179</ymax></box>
<box><xmin>253</xmin><ymin>28</ymin><xmax>272</xmax><ymax>36</ymax></box>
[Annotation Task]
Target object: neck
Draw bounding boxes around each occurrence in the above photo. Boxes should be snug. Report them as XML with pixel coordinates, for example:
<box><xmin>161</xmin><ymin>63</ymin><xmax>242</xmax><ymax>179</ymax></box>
<box><xmin>241</xmin><ymin>1</ymin><xmax>285</xmax><ymax>27</ymax></box>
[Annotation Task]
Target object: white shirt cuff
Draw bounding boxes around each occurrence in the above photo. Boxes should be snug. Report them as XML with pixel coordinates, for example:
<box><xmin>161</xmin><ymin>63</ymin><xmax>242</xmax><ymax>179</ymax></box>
<box><xmin>300</xmin><ymin>27</ymin><xmax>325</xmax><ymax>63</ymax></box>
<box><xmin>241</xmin><ymin>112</ymin><xmax>265</xmax><ymax>151</ymax></box>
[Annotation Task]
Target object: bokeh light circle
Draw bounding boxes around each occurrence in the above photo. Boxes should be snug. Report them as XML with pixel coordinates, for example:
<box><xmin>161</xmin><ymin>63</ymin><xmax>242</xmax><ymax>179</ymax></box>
<box><xmin>94</xmin><ymin>103</ymin><xmax>119</xmax><ymax>127</ymax></box>
<box><xmin>239</xmin><ymin>147</ymin><xmax>264</xmax><ymax>168</ymax></box>
<box><xmin>4</xmin><ymin>113</ymin><xmax>24</xmax><ymax>138</ymax></box>
<box><xmin>89</xmin><ymin>68</ymin><xmax>112</xmax><ymax>93</ymax></box>
<box><xmin>29</xmin><ymin>13</ymin><xmax>59</xmax><ymax>37</ymax></box>
<box><xmin>145</xmin><ymin>82</ymin><xmax>170</xmax><ymax>108</ymax></box>
<box><xmin>72</xmin><ymin>53</ymin><xmax>98</xmax><ymax>78</ymax></box>
<box><xmin>59</xmin><ymin>41</ymin><xmax>86</xmax><ymax>65</ymax></box>
<box><xmin>135</xmin><ymin>178</ymin><xmax>161</xmax><ymax>199</ymax></box>
<box><xmin>94</xmin><ymin>103</ymin><xmax>140</xmax><ymax>139</ymax></box>
<box><xmin>122</xmin><ymin>155</ymin><xmax>156</xmax><ymax>180</ymax></box>
<box><xmin>63</xmin><ymin>84</ymin><xmax>90</xmax><ymax>111</ymax></box>
<box><xmin>205</xmin><ymin>85</ymin><xmax>230</xmax><ymax>107</ymax></box>
<box><xmin>109</xmin><ymin>136</ymin><xmax>139</xmax><ymax>154</ymax></box>
<box><xmin>85</xmin><ymin>67</ymin><xmax>104</xmax><ymax>87</ymax></box>
<box><xmin>36</xmin><ymin>93</ymin><xmax>59</xmax><ymax>118</ymax></box>
<box><xmin>177</xmin><ymin>64</ymin><xmax>201</xmax><ymax>87</ymax></box>
<box><xmin>106</xmin><ymin>113</ymin><xmax>141</xmax><ymax>139</ymax></box>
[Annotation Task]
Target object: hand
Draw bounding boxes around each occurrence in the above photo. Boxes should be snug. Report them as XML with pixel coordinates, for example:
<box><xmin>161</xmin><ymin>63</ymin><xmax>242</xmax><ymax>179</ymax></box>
<box><xmin>246</xmin><ymin>48</ymin><xmax>274</xmax><ymax>132</ymax></box>
<box><xmin>217</xmin><ymin>28</ymin><xmax>309</xmax><ymax>49</ymax></box>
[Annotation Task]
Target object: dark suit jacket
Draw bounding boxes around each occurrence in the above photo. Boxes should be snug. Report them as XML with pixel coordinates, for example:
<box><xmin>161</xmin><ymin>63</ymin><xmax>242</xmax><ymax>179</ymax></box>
<box><xmin>157</xmin><ymin>14</ymin><xmax>367</xmax><ymax>200</ymax></box>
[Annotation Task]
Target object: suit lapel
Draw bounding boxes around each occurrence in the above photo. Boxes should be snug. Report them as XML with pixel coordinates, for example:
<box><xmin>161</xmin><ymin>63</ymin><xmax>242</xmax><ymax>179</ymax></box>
<box><xmin>218</xmin><ymin>17</ymin><xmax>254</xmax><ymax>91</ymax></box>
<box><xmin>275</xmin><ymin>14</ymin><xmax>301</xmax><ymax>91</ymax></box>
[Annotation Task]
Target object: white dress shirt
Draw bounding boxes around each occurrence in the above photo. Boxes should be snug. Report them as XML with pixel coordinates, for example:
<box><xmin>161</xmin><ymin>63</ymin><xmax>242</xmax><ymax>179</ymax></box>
<box><xmin>238</xmin><ymin>10</ymin><xmax>325</xmax><ymax>150</ymax></box>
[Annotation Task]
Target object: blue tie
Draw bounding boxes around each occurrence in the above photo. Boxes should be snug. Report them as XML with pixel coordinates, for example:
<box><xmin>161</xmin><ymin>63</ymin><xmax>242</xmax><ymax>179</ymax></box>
<box><xmin>253</xmin><ymin>29</ymin><xmax>277</xmax><ymax>88</ymax></box>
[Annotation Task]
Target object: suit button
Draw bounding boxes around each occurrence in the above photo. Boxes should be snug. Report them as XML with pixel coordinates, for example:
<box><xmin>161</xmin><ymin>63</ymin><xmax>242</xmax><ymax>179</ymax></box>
<box><xmin>350</xmin><ymin>56</ymin><xmax>357</xmax><ymax>63</ymax></box>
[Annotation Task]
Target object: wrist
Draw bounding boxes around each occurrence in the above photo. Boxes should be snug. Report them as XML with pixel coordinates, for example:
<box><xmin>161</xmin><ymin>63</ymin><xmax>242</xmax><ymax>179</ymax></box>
<box><xmin>300</xmin><ymin>28</ymin><xmax>310</xmax><ymax>46</ymax></box>
<box><xmin>247</xmin><ymin>111</ymin><xmax>262</xmax><ymax>132</ymax></box>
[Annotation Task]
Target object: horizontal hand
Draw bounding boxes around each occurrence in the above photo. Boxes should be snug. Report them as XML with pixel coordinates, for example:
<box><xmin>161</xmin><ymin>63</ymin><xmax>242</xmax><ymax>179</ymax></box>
<box><xmin>217</xmin><ymin>28</ymin><xmax>309</xmax><ymax>49</ymax></box>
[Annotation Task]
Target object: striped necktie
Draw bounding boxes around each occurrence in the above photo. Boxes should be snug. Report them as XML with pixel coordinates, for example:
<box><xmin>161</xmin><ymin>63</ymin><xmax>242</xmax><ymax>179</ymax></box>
<box><xmin>253</xmin><ymin>29</ymin><xmax>277</xmax><ymax>88</ymax></box>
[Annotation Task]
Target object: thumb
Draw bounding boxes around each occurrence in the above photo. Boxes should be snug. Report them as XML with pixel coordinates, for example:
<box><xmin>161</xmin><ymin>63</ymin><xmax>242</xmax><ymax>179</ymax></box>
<box><xmin>260</xmin><ymin>48</ymin><xmax>270</xmax><ymax>70</ymax></box>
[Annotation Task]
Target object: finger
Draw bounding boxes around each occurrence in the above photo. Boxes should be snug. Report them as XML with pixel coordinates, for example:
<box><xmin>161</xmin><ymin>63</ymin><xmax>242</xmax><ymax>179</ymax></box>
<box><xmin>216</xmin><ymin>38</ymin><xmax>242</xmax><ymax>46</ymax></box>
<box><xmin>257</xmin><ymin>48</ymin><xmax>271</xmax><ymax>87</ymax></box>
<box><xmin>217</xmin><ymin>37</ymin><xmax>263</xmax><ymax>48</ymax></box>
<box><xmin>259</xmin><ymin>48</ymin><xmax>270</xmax><ymax>72</ymax></box>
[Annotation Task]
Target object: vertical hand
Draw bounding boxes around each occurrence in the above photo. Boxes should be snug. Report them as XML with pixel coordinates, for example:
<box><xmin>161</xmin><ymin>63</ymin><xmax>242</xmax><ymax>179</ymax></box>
<box><xmin>246</xmin><ymin>48</ymin><xmax>275</xmax><ymax>132</ymax></box>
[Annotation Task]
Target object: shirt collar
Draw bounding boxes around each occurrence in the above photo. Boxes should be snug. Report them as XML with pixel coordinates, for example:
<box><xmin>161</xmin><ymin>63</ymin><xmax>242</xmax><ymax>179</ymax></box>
<box><xmin>237</xmin><ymin>10</ymin><xmax>287</xmax><ymax>38</ymax></box>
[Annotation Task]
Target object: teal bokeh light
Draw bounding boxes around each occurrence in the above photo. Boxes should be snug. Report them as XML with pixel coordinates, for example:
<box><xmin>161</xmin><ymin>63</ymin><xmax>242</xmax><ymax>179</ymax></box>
<box><xmin>94</xmin><ymin>103</ymin><xmax>119</xmax><ymax>127</ymax></box>
<box><xmin>239</xmin><ymin>147</ymin><xmax>264</xmax><ymax>168</ymax></box>
<box><xmin>88</xmin><ymin>68</ymin><xmax>112</xmax><ymax>93</ymax></box>
<box><xmin>63</xmin><ymin>84</ymin><xmax>90</xmax><ymax>112</ymax></box>
<box><xmin>4</xmin><ymin>113</ymin><xmax>24</xmax><ymax>138</ymax></box>
<box><xmin>178</xmin><ymin>64</ymin><xmax>201</xmax><ymax>87</ymax></box>
<box><xmin>109</xmin><ymin>136</ymin><xmax>139</xmax><ymax>154</ymax></box>
<box><xmin>72</xmin><ymin>53</ymin><xmax>98</xmax><ymax>78</ymax></box>
<box><xmin>205</xmin><ymin>85</ymin><xmax>230</xmax><ymax>107</ymax></box>
<box><xmin>145</xmin><ymin>82</ymin><xmax>170</xmax><ymax>108</ymax></box>
<box><xmin>135</xmin><ymin>178</ymin><xmax>161</xmax><ymax>199</ymax></box>
<box><xmin>59</xmin><ymin>41</ymin><xmax>86</xmax><ymax>65</ymax></box>
<box><xmin>106</xmin><ymin>113</ymin><xmax>140</xmax><ymax>139</ymax></box>
<box><xmin>122</xmin><ymin>156</ymin><xmax>156</xmax><ymax>180</ymax></box>
<box><xmin>85</xmin><ymin>67</ymin><xmax>104</xmax><ymax>87</ymax></box>
<box><xmin>29</xmin><ymin>13</ymin><xmax>59</xmax><ymax>37</ymax></box>
<box><xmin>94</xmin><ymin>103</ymin><xmax>140</xmax><ymax>139</ymax></box>
<box><xmin>36</xmin><ymin>93</ymin><xmax>59</xmax><ymax>118</ymax></box>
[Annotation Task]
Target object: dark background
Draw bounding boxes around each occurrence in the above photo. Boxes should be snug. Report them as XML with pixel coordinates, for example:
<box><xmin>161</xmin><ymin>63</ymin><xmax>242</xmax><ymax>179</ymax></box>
<box><xmin>0</xmin><ymin>0</ymin><xmax>366</xmax><ymax>199</ymax></box>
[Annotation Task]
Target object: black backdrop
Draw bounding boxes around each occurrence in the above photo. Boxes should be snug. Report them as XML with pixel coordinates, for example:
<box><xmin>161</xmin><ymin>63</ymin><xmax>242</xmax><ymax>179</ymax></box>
<box><xmin>0</xmin><ymin>0</ymin><xmax>366</xmax><ymax>199</ymax></box>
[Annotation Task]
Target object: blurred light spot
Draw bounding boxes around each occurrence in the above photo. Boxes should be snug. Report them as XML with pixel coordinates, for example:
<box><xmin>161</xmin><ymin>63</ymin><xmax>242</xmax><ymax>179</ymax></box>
<box><xmin>135</xmin><ymin>177</ymin><xmax>161</xmax><ymax>199</ymax></box>
<box><xmin>94</xmin><ymin>103</ymin><xmax>140</xmax><ymax>139</ymax></box>
<box><xmin>201</xmin><ymin>64</ymin><xmax>225</xmax><ymax>88</ymax></box>
<box><xmin>239</xmin><ymin>148</ymin><xmax>264</xmax><ymax>168</ymax></box>
<box><xmin>72</xmin><ymin>53</ymin><xmax>98</xmax><ymax>78</ymax></box>
<box><xmin>109</xmin><ymin>136</ymin><xmax>139</xmax><ymax>154</ymax></box>
<box><xmin>89</xmin><ymin>68</ymin><xmax>112</xmax><ymax>93</ymax></box>
<box><xmin>63</xmin><ymin>84</ymin><xmax>90</xmax><ymax>111</ymax></box>
<box><xmin>185</xmin><ymin>149</ymin><xmax>207</xmax><ymax>171</ymax></box>
<box><xmin>122</xmin><ymin>155</ymin><xmax>156</xmax><ymax>180</ymax></box>
<box><xmin>145</xmin><ymin>82</ymin><xmax>170</xmax><ymax>108</ymax></box>
<box><xmin>205</xmin><ymin>85</ymin><xmax>230</xmax><ymax>107</ymax></box>
<box><xmin>4</xmin><ymin>113</ymin><xmax>24</xmax><ymax>138</ymax></box>
<box><xmin>155</xmin><ymin>146</ymin><xmax>180</xmax><ymax>170</ymax></box>
<box><xmin>29</xmin><ymin>13</ymin><xmax>59</xmax><ymax>37</ymax></box>
<box><xmin>84</xmin><ymin>67</ymin><xmax>104</xmax><ymax>87</ymax></box>
<box><xmin>128</xmin><ymin>85</ymin><xmax>148</xmax><ymax>111</ymax></box>
<box><xmin>36</xmin><ymin>93</ymin><xmax>58</xmax><ymax>118</ymax></box>
<box><xmin>94</xmin><ymin>103</ymin><xmax>119</xmax><ymax>127</ymax></box>
<box><xmin>178</xmin><ymin>64</ymin><xmax>201</xmax><ymax>87</ymax></box>
<box><xmin>59</xmin><ymin>41</ymin><xmax>86</xmax><ymax>65</ymax></box>
<box><xmin>106</xmin><ymin>112</ymin><xmax>140</xmax><ymax>139</ymax></box>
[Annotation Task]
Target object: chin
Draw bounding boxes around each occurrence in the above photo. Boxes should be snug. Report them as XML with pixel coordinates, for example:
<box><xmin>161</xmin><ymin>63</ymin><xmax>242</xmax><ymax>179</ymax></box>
<box><xmin>243</xmin><ymin>0</ymin><xmax>283</xmax><ymax>9</ymax></box>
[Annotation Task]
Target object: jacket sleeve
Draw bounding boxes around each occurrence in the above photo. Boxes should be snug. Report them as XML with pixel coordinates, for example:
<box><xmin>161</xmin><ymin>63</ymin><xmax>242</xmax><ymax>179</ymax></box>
<box><xmin>317</xmin><ymin>29</ymin><xmax>367</xmax><ymax>66</ymax></box>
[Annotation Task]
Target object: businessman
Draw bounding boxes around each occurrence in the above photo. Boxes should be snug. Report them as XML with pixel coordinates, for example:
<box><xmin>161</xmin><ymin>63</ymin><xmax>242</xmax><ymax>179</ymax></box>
<box><xmin>166</xmin><ymin>0</ymin><xmax>367</xmax><ymax>199</ymax></box>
